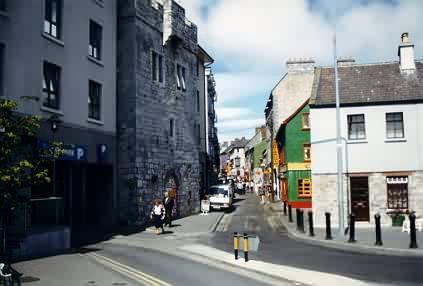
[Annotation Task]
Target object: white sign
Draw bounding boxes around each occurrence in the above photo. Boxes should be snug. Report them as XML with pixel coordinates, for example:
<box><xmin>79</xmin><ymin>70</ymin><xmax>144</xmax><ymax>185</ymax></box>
<box><xmin>201</xmin><ymin>200</ymin><xmax>210</xmax><ymax>215</ymax></box>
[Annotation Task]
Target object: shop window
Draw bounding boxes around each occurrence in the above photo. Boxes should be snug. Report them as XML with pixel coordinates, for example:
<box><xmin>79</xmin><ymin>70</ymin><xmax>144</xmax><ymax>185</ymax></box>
<box><xmin>42</xmin><ymin>61</ymin><xmax>61</xmax><ymax>109</ymax></box>
<box><xmin>302</xmin><ymin>113</ymin><xmax>310</xmax><ymax>130</ymax></box>
<box><xmin>303</xmin><ymin>143</ymin><xmax>311</xmax><ymax>162</ymax></box>
<box><xmin>44</xmin><ymin>0</ymin><xmax>62</xmax><ymax>39</ymax></box>
<box><xmin>298</xmin><ymin>179</ymin><xmax>311</xmax><ymax>198</ymax></box>
<box><xmin>89</xmin><ymin>20</ymin><xmax>102</xmax><ymax>60</ymax></box>
<box><xmin>387</xmin><ymin>176</ymin><xmax>408</xmax><ymax>209</ymax></box>
<box><xmin>386</xmin><ymin>112</ymin><xmax>404</xmax><ymax>139</ymax></box>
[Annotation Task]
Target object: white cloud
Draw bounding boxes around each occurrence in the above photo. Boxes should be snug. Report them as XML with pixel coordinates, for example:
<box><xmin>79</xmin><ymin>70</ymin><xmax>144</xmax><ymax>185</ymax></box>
<box><xmin>215</xmin><ymin>107</ymin><xmax>250</xmax><ymax>121</ymax></box>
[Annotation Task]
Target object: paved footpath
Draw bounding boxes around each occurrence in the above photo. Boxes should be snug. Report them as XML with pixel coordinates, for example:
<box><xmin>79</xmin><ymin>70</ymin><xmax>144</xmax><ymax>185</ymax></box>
<box><xmin>270</xmin><ymin>201</ymin><xmax>423</xmax><ymax>256</ymax></box>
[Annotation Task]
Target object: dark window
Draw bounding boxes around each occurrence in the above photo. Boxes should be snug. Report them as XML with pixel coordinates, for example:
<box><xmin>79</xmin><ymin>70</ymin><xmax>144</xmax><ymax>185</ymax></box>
<box><xmin>0</xmin><ymin>43</ymin><xmax>4</xmax><ymax>97</ymax></box>
<box><xmin>196</xmin><ymin>60</ymin><xmax>199</xmax><ymax>77</ymax></box>
<box><xmin>387</xmin><ymin>177</ymin><xmax>408</xmax><ymax>209</ymax></box>
<box><xmin>88</xmin><ymin>80</ymin><xmax>101</xmax><ymax>120</ymax></box>
<box><xmin>176</xmin><ymin>64</ymin><xmax>186</xmax><ymax>91</ymax></box>
<box><xmin>169</xmin><ymin>119</ymin><xmax>174</xmax><ymax>137</ymax></box>
<box><xmin>152</xmin><ymin>51</ymin><xmax>163</xmax><ymax>83</ymax></box>
<box><xmin>386</xmin><ymin>112</ymin><xmax>404</xmax><ymax>139</ymax></box>
<box><xmin>0</xmin><ymin>0</ymin><xmax>6</xmax><ymax>11</ymax></box>
<box><xmin>196</xmin><ymin>90</ymin><xmax>200</xmax><ymax>112</ymax></box>
<box><xmin>44</xmin><ymin>0</ymin><xmax>62</xmax><ymax>39</ymax></box>
<box><xmin>89</xmin><ymin>20</ymin><xmax>102</xmax><ymax>60</ymax></box>
<box><xmin>42</xmin><ymin>61</ymin><xmax>61</xmax><ymax>109</ymax></box>
<box><xmin>347</xmin><ymin>114</ymin><xmax>366</xmax><ymax>140</ymax></box>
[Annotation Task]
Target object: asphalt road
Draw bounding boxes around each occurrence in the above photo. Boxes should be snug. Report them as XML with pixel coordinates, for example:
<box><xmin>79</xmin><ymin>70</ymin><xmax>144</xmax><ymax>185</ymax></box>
<box><xmin>96</xmin><ymin>244</ymin><xmax>279</xmax><ymax>286</ymax></box>
<box><xmin>208</xmin><ymin>194</ymin><xmax>423</xmax><ymax>286</ymax></box>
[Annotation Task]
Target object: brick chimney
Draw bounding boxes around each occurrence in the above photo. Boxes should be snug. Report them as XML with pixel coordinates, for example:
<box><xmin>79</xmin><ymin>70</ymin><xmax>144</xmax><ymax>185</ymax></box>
<box><xmin>398</xmin><ymin>32</ymin><xmax>416</xmax><ymax>74</ymax></box>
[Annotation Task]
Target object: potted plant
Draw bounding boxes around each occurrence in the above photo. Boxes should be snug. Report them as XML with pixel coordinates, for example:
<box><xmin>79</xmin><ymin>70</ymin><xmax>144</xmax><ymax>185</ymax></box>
<box><xmin>387</xmin><ymin>209</ymin><xmax>409</xmax><ymax>227</ymax></box>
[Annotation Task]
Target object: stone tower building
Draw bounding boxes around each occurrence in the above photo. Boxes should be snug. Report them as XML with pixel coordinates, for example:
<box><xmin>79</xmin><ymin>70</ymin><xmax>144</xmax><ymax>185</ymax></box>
<box><xmin>117</xmin><ymin>0</ymin><xmax>203</xmax><ymax>225</ymax></box>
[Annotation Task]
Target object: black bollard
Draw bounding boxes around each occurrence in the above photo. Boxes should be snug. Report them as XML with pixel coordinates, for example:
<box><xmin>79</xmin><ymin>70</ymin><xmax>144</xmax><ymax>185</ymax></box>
<box><xmin>308</xmin><ymin>211</ymin><xmax>315</xmax><ymax>237</ymax></box>
<box><xmin>288</xmin><ymin>204</ymin><xmax>293</xmax><ymax>222</ymax></box>
<box><xmin>283</xmin><ymin>201</ymin><xmax>287</xmax><ymax>216</ymax></box>
<box><xmin>233</xmin><ymin>232</ymin><xmax>239</xmax><ymax>259</ymax></box>
<box><xmin>296</xmin><ymin>209</ymin><xmax>301</xmax><ymax>230</ymax></box>
<box><xmin>325</xmin><ymin>212</ymin><xmax>333</xmax><ymax>240</ymax></box>
<box><xmin>374</xmin><ymin>213</ymin><xmax>383</xmax><ymax>246</ymax></box>
<box><xmin>243</xmin><ymin>233</ymin><xmax>249</xmax><ymax>262</ymax></box>
<box><xmin>409</xmin><ymin>212</ymin><xmax>418</xmax><ymax>249</ymax></box>
<box><xmin>348</xmin><ymin>214</ymin><xmax>356</xmax><ymax>243</ymax></box>
<box><xmin>299</xmin><ymin>209</ymin><xmax>305</xmax><ymax>233</ymax></box>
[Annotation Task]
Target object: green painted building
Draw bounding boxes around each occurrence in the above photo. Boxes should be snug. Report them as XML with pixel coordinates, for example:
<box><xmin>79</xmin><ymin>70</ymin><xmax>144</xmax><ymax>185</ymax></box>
<box><xmin>276</xmin><ymin>101</ymin><xmax>312</xmax><ymax>208</ymax></box>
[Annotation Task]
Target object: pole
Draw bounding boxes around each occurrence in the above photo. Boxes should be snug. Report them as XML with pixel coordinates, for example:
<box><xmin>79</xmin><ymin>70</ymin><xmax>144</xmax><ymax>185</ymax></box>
<box><xmin>334</xmin><ymin>28</ymin><xmax>345</xmax><ymax>238</ymax></box>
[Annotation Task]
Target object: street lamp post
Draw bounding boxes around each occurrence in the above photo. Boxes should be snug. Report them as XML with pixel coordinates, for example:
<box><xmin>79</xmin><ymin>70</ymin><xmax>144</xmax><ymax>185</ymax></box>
<box><xmin>50</xmin><ymin>117</ymin><xmax>59</xmax><ymax>225</ymax></box>
<box><xmin>334</xmin><ymin>30</ymin><xmax>345</xmax><ymax>237</ymax></box>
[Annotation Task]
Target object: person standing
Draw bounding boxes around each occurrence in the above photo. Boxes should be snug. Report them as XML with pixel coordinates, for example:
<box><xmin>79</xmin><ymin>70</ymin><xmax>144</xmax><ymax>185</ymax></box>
<box><xmin>163</xmin><ymin>191</ymin><xmax>174</xmax><ymax>227</ymax></box>
<box><xmin>150</xmin><ymin>199</ymin><xmax>165</xmax><ymax>234</ymax></box>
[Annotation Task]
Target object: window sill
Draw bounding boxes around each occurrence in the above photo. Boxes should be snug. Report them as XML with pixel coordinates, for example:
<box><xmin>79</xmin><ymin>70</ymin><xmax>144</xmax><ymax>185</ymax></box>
<box><xmin>41</xmin><ymin>32</ymin><xmax>64</xmax><ymax>47</ymax></box>
<box><xmin>87</xmin><ymin>118</ymin><xmax>104</xmax><ymax>126</ymax></box>
<box><xmin>92</xmin><ymin>0</ymin><xmax>104</xmax><ymax>8</ymax></box>
<box><xmin>40</xmin><ymin>106</ymin><xmax>64</xmax><ymax>116</ymax></box>
<box><xmin>0</xmin><ymin>10</ymin><xmax>9</xmax><ymax>18</ymax></box>
<box><xmin>87</xmin><ymin>55</ymin><xmax>104</xmax><ymax>67</ymax></box>
<box><xmin>385</xmin><ymin>138</ymin><xmax>407</xmax><ymax>143</ymax></box>
<box><xmin>347</xmin><ymin>139</ymin><xmax>368</xmax><ymax>144</ymax></box>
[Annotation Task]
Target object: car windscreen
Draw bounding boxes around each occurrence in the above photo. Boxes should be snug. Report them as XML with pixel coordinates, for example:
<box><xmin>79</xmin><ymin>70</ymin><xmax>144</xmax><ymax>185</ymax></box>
<box><xmin>208</xmin><ymin>187</ymin><xmax>228</xmax><ymax>196</ymax></box>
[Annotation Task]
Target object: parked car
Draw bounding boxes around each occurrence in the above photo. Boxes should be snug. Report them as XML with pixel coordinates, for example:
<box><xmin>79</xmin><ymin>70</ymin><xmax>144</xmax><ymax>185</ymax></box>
<box><xmin>207</xmin><ymin>184</ymin><xmax>233</xmax><ymax>210</ymax></box>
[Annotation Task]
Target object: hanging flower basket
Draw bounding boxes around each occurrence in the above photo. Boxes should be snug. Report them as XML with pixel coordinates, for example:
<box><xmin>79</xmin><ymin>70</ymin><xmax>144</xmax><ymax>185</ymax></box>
<box><xmin>387</xmin><ymin>209</ymin><xmax>409</xmax><ymax>227</ymax></box>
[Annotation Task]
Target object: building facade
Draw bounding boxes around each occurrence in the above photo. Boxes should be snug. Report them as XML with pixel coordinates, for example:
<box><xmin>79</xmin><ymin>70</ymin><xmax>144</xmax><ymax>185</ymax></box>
<box><xmin>226</xmin><ymin>138</ymin><xmax>249</xmax><ymax>178</ymax></box>
<box><xmin>1</xmin><ymin>0</ymin><xmax>117</xmax><ymax>257</ymax></box>
<box><xmin>310</xmin><ymin>34</ymin><xmax>423</xmax><ymax>226</ymax></box>
<box><xmin>117</xmin><ymin>0</ymin><xmax>204</xmax><ymax>225</ymax></box>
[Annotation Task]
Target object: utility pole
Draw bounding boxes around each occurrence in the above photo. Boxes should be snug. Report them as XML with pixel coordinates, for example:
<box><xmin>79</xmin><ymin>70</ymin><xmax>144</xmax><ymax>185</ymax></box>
<box><xmin>334</xmin><ymin>29</ymin><xmax>345</xmax><ymax>237</ymax></box>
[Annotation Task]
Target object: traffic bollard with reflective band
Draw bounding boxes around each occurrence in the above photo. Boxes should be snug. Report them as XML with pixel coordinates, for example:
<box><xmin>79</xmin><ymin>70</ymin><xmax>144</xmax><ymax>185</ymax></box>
<box><xmin>325</xmin><ymin>212</ymin><xmax>333</xmax><ymax>240</ymax></box>
<box><xmin>233</xmin><ymin>232</ymin><xmax>239</xmax><ymax>260</ymax></box>
<box><xmin>348</xmin><ymin>214</ymin><xmax>356</xmax><ymax>243</ymax></box>
<box><xmin>243</xmin><ymin>233</ymin><xmax>249</xmax><ymax>262</ymax></box>
<box><xmin>308</xmin><ymin>211</ymin><xmax>315</xmax><ymax>237</ymax></box>
<box><xmin>283</xmin><ymin>201</ymin><xmax>287</xmax><ymax>216</ymax></box>
<box><xmin>409</xmin><ymin>213</ymin><xmax>418</xmax><ymax>249</ymax></box>
<box><xmin>288</xmin><ymin>205</ymin><xmax>293</xmax><ymax>222</ymax></box>
<box><xmin>374</xmin><ymin>213</ymin><xmax>383</xmax><ymax>246</ymax></box>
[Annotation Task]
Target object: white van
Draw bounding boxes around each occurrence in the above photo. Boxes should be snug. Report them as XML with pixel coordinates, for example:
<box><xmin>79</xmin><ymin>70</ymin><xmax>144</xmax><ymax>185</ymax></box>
<box><xmin>207</xmin><ymin>184</ymin><xmax>233</xmax><ymax>210</ymax></box>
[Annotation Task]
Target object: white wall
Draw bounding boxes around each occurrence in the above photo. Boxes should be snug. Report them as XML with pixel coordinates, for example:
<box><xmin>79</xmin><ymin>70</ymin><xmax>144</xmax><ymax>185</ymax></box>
<box><xmin>311</xmin><ymin>103</ymin><xmax>423</xmax><ymax>174</ymax></box>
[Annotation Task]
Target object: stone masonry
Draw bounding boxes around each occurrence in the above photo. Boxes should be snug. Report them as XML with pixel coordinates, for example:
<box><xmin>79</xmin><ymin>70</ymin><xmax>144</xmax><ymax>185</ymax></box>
<box><xmin>118</xmin><ymin>0</ymin><xmax>202</xmax><ymax>225</ymax></box>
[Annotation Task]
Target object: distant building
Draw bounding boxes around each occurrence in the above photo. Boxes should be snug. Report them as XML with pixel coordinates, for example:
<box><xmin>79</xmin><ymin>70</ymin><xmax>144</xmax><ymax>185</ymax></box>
<box><xmin>226</xmin><ymin>138</ymin><xmax>249</xmax><ymax>178</ymax></box>
<box><xmin>310</xmin><ymin>33</ymin><xmax>423</xmax><ymax>226</ymax></box>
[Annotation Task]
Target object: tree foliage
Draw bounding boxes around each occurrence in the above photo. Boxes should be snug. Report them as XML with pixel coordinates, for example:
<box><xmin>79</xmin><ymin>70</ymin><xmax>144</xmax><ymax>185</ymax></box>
<box><xmin>0</xmin><ymin>99</ymin><xmax>63</xmax><ymax>212</ymax></box>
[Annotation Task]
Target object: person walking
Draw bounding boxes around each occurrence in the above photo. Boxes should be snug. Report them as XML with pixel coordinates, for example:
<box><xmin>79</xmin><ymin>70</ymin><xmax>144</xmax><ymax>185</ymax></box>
<box><xmin>163</xmin><ymin>191</ymin><xmax>174</xmax><ymax>227</ymax></box>
<box><xmin>150</xmin><ymin>199</ymin><xmax>165</xmax><ymax>234</ymax></box>
<box><xmin>259</xmin><ymin>185</ymin><xmax>265</xmax><ymax>204</ymax></box>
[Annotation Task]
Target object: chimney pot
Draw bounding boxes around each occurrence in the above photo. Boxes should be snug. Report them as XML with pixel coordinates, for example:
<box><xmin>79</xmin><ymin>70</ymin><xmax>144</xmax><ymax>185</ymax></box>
<box><xmin>401</xmin><ymin>32</ymin><xmax>409</xmax><ymax>43</ymax></box>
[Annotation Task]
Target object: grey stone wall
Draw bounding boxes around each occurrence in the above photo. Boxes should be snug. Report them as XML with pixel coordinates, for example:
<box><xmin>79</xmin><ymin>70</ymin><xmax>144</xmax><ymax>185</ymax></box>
<box><xmin>118</xmin><ymin>0</ymin><xmax>202</xmax><ymax>225</ymax></box>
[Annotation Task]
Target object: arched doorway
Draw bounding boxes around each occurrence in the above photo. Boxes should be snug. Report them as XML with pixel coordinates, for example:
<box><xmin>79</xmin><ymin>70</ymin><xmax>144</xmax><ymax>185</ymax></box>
<box><xmin>164</xmin><ymin>171</ymin><xmax>179</xmax><ymax>218</ymax></box>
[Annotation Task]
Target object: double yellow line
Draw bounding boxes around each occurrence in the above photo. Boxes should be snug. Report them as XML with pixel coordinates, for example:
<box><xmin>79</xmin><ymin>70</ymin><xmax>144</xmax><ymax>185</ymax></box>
<box><xmin>84</xmin><ymin>252</ymin><xmax>172</xmax><ymax>286</ymax></box>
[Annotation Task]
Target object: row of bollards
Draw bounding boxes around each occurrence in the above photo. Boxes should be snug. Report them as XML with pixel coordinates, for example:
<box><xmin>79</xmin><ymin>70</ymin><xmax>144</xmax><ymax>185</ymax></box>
<box><xmin>285</xmin><ymin>206</ymin><xmax>419</xmax><ymax>249</ymax></box>
<box><xmin>233</xmin><ymin>232</ymin><xmax>249</xmax><ymax>262</ymax></box>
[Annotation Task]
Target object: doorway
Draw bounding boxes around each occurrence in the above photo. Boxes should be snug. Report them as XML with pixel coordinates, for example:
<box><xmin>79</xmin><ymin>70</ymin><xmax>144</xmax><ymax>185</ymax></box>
<box><xmin>350</xmin><ymin>177</ymin><xmax>370</xmax><ymax>221</ymax></box>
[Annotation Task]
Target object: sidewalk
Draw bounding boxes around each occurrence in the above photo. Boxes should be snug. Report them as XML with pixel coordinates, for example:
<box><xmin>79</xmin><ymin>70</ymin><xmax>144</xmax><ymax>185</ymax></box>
<box><xmin>267</xmin><ymin>202</ymin><xmax>423</xmax><ymax>257</ymax></box>
<box><xmin>13</xmin><ymin>252</ymin><xmax>139</xmax><ymax>286</ymax></box>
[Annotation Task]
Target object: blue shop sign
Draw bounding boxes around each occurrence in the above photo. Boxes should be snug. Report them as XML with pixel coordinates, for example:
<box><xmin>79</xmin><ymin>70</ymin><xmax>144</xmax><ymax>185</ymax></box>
<box><xmin>38</xmin><ymin>140</ymin><xmax>88</xmax><ymax>161</ymax></box>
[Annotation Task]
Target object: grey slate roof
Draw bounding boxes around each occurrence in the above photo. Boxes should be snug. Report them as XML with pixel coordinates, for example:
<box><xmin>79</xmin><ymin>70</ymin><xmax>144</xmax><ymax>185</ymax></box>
<box><xmin>310</xmin><ymin>61</ymin><xmax>423</xmax><ymax>107</ymax></box>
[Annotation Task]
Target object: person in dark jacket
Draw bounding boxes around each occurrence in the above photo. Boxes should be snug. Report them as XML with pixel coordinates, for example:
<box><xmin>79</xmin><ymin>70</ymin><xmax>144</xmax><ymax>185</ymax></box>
<box><xmin>163</xmin><ymin>191</ymin><xmax>174</xmax><ymax>227</ymax></box>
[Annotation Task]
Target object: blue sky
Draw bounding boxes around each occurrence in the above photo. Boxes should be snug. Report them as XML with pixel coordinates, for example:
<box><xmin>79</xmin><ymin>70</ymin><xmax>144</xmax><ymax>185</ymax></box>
<box><xmin>179</xmin><ymin>0</ymin><xmax>423</xmax><ymax>143</ymax></box>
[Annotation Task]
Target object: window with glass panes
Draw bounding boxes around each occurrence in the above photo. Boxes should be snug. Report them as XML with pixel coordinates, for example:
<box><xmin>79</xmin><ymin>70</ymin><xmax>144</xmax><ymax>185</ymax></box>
<box><xmin>386</xmin><ymin>112</ymin><xmax>404</xmax><ymax>139</ymax></box>
<box><xmin>42</xmin><ymin>61</ymin><xmax>60</xmax><ymax>109</ymax></box>
<box><xmin>89</xmin><ymin>20</ymin><xmax>102</xmax><ymax>60</ymax></box>
<box><xmin>151</xmin><ymin>51</ymin><xmax>163</xmax><ymax>83</ymax></box>
<box><xmin>44</xmin><ymin>0</ymin><xmax>61</xmax><ymax>39</ymax></box>
<box><xmin>88</xmin><ymin>80</ymin><xmax>101</xmax><ymax>120</ymax></box>
<box><xmin>347</xmin><ymin>114</ymin><xmax>366</xmax><ymax>140</ymax></box>
<box><xmin>176</xmin><ymin>65</ymin><xmax>186</xmax><ymax>91</ymax></box>
<box><xmin>303</xmin><ymin>143</ymin><xmax>311</xmax><ymax>162</ymax></box>
<box><xmin>298</xmin><ymin>179</ymin><xmax>312</xmax><ymax>198</ymax></box>
<box><xmin>302</xmin><ymin>113</ymin><xmax>310</xmax><ymax>130</ymax></box>
<box><xmin>387</xmin><ymin>177</ymin><xmax>408</xmax><ymax>209</ymax></box>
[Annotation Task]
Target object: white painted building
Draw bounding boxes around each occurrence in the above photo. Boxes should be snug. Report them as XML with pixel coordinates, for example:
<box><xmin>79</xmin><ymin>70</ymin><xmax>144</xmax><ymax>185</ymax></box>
<box><xmin>310</xmin><ymin>33</ymin><xmax>423</xmax><ymax>227</ymax></box>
